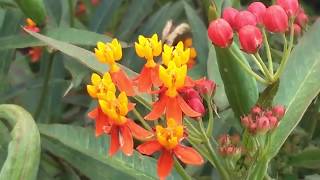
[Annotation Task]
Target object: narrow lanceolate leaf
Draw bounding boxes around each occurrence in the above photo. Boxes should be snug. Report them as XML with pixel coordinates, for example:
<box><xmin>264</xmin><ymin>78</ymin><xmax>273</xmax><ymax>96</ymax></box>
<box><xmin>268</xmin><ymin>20</ymin><xmax>320</xmax><ymax>157</ymax></box>
<box><xmin>288</xmin><ymin>148</ymin><xmax>320</xmax><ymax>169</ymax></box>
<box><xmin>0</xmin><ymin>104</ymin><xmax>41</xmax><ymax>180</ymax></box>
<box><xmin>214</xmin><ymin>44</ymin><xmax>259</xmax><ymax>118</ymax></box>
<box><xmin>14</xmin><ymin>0</ymin><xmax>46</xmax><ymax>24</ymax></box>
<box><xmin>39</xmin><ymin>124</ymin><xmax>181</xmax><ymax>180</ymax></box>
<box><xmin>0</xmin><ymin>28</ymin><xmax>128</xmax><ymax>50</ymax></box>
<box><xmin>184</xmin><ymin>2</ymin><xmax>209</xmax><ymax>78</ymax></box>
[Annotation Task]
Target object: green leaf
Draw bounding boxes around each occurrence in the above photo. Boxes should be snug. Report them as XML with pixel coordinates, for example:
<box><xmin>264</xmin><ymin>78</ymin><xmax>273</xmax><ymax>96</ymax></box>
<box><xmin>14</xmin><ymin>0</ymin><xmax>46</xmax><ymax>24</ymax></box>
<box><xmin>288</xmin><ymin>148</ymin><xmax>320</xmax><ymax>169</ymax></box>
<box><xmin>0</xmin><ymin>27</ymin><xmax>128</xmax><ymax>50</ymax></box>
<box><xmin>268</xmin><ymin>20</ymin><xmax>320</xmax><ymax>157</ymax></box>
<box><xmin>0</xmin><ymin>104</ymin><xmax>41</xmax><ymax>180</ymax></box>
<box><xmin>184</xmin><ymin>2</ymin><xmax>209</xmax><ymax>78</ymax></box>
<box><xmin>214</xmin><ymin>44</ymin><xmax>259</xmax><ymax>117</ymax></box>
<box><xmin>39</xmin><ymin>124</ymin><xmax>181</xmax><ymax>180</ymax></box>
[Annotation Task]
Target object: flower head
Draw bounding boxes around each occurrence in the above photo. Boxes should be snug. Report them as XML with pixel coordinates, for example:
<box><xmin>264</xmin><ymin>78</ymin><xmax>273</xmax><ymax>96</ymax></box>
<box><xmin>135</xmin><ymin>34</ymin><xmax>162</xmax><ymax>67</ymax></box>
<box><xmin>95</xmin><ymin>39</ymin><xmax>122</xmax><ymax>72</ymax></box>
<box><xmin>156</xmin><ymin>118</ymin><xmax>184</xmax><ymax>149</ymax></box>
<box><xmin>162</xmin><ymin>42</ymin><xmax>190</xmax><ymax>67</ymax></box>
<box><xmin>208</xmin><ymin>18</ymin><xmax>233</xmax><ymax>48</ymax></box>
<box><xmin>87</xmin><ymin>73</ymin><xmax>116</xmax><ymax>100</ymax></box>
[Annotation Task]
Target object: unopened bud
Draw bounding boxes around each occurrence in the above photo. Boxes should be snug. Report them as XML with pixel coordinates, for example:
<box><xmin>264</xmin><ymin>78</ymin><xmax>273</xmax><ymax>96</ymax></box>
<box><xmin>272</xmin><ymin>105</ymin><xmax>285</xmax><ymax>118</ymax></box>
<box><xmin>248</xmin><ymin>2</ymin><xmax>267</xmax><ymax>24</ymax></box>
<box><xmin>208</xmin><ymin>18</ymin><xmax>234</xmax><ymax>48</ymax></box>
<box><xmin>234</xmin><ymin>11</ymin><xmax>257</xmax><ymax>31</ymax></box>
<box><xmin>187</xmin><ymin>98</ymin><xmax>205</xmax><ymax>115</ymax></box>
<box><xmin>276</xmin><ymin>0</ymin><xmax>299</xmax><ymax>17</ymax></box>
<box><xmin>263</xmin><ymin>5</ymin><xmax>289</xmax><ymax>33</ymax></box>
<box><xmin>222</xmin><ymin>7</ymin><xmax>239</xmax><ymax>29</ymax></box>
<box><xmin>239</xmin><ymin>25</ymin><xmax>263</xmax><ymax>54</ymax></box>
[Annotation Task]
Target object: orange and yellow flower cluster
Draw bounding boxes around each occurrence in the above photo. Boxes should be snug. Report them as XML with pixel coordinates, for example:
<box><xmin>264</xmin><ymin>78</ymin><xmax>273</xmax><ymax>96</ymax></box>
<box><xmin>87</xmin><ymin>35</ymin><xmax>214</xmax><ymax>179</ymax></box>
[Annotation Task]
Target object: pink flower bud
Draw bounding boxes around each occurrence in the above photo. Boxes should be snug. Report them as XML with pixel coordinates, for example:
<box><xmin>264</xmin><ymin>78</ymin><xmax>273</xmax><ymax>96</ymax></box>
<box><xmin>276</xmin><ymin>0</ymin><xmax>299</xmax><ymax>17</ymax></box>
<box><xmin>238</xmin><ymin>25</ymin><xmax>263</xmax><ymax>54</ymax></box>
<box><xmin>187</xmin><ymin>98</ymin><xmax>205</xmax><ymax>115</ymax></box>
<box><xmin>257</xmin><ymin>116</ymin><xmax>270</xmax><ymax>133</ymax></box>
<box><xmin>195</xmin><ymin>78</ymin><xmax>216</xmax><ymax>96</ymax></box>
<box><xmin>222</xmin><ymin>7</ymin><xmax>239</xmax><ymax>29</ymax></box>
<box><xmin>251</xmin><ymin>106</ymin><xmax>262</xmax><ymax>115</ymax></box>
<box><xmin>263</xmin><ymin>5</ymin><xmax>289</xmax><ymax>33</ymax></box>
<box><xmin>293</xmin><ymin>24</ymin><xmax>301</xmax><ymax>36</ymax></box>
<box><xmin>268</xmin><ymin>116</ymin><xmax>278</xmax><ymax>129</ymax></box>
<box><xmin>248</xmin><ymin>2</ymin><xmax>267</xmax><ymax>24</ymax></box>
<box><xmin>218</xmin><ymin>134</ymin><xmax>230</xmax><ymax>145</ymax></box>
<box><xmin>241</xmin><ymin>116</ymin><xmax>251</xmax><ymax>128</ymax></box>
<box><xmin>208</xmin><ymin>19</ymin><xmax>234</xmax><ymax>48</ymax></box>
<box><xmin>234</xmin><ymin>11</ymin><xmax>257</xmax><ymax>31</ymax></box>
<box><xmin>249</xmin><ymin>122</ymin><xmax>257</xmax><ymax>134</ymax></box>
<box><xmin>272</xmin><ymin>105</ymin><xmax>285</xmax><ymax>118</ymax></box>
<box><xmin>265</xmin><ymin>110</ymin><xmax>273</xmax><ymax>117</ymax></box>
<box><xmin>180</xmin><ymin>87</ymin><xmax>201</xmax><ymax>100</ymax></box>
<box><xmin>295</xmin><ymin>11</ymin><xmax>308</xmax><ymax>27</ymax></box>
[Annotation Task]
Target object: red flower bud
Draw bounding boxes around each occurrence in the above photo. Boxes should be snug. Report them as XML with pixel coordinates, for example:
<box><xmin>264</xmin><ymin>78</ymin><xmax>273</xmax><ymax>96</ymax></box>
<box><xmin>263</xmin><ymin>5</ymin><xmax>288</xmax><ymax>33</ymax></box>
<box><xmin>257</xmin><ymin>116</ymin><xmax>270</xmax><ymax>133</ymax></box>
<box><xmin>222</xmin><ymin>7</ymin><xmax>239</xmax><ymax>29</ymax></box>
<box><xmin>241</xmin><ymin>116</ymin><xmax>251</xmax><ymax>128</ymax></box>
<box><xmin>272</xmin><ymin>105</ymin><xmax>285</xmax><ymax>118</ymax></box>
<box><xmin>276</xmin><ymin>0</ymin><xmax>299</xmax><ymax>17</ymax></box>
<box><xmin>195</xmin><ymin>78</ymin><xmax>216</xmax><ymax>96</ymax></box>
<box><xmin>179</xmin><ymin>87</ymin><xmax>201</xmax><ymax>100</ymax></box>
<box><xmin>234</xmin><ymin>11</ymin><xmax>257</xmax><ymax>31</ymax></box>
<box><xmin>295</xmin><ymin>11</ymin><xmax>308</xmax><ymax>27</ymax></box>
<box><xmin>251</xmin><ymin>106</ymin><xmax>262</xmax><ymax>115</ymax></box>
<box><xmin>208</xmin><ymin>19</ymin><xmax>234</xmax><ymax>48</ymax></box>
<box><xmin>187</xmin><ymin>98</ymin><xmax>205</xmax><ymax>115</ymax></box>
<box><xmin>268</xmin><ymin>116</ymin><xmax>278</xmax><ymax>129</ymax></box>
<box><xmin>238</xmin><ymin>25</ymin><xmax>263</xmax><ymax>54</ymax></box>
<box><xmin>293</xmin><ymin>24</ymin><xmax>301</xmax><ymax>36</ymax></box>
<box><xmin>248</xmin><ymin>2</ymin><xmax>267</xmax><ymax>24</ymax></box>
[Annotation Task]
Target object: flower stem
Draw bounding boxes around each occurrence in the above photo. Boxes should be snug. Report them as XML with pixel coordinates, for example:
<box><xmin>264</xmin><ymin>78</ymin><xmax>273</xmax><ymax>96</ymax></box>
<box><xmin>205</xmin><ymin>95</ymin><xmax>214</xmax><ymax>136</ymax></box>
<box><xmin>229</xmin><ymin>49</ymin><xmax>268</xmax><ymax>84</ymax></box>
<box><xmin>254</xmin><ymin>53</ymin><xmax>274</xmax><ymax>82</ymax></box>
<box><xmin>174</xmin><ymin>159</ymin><xmax>192</xmax><ymax>180</ymax></box>
<box><xmin>132</xmin><ymin>108</ymin><xmax>152</xmax><ymax>131</ymax></box>
<box><xmin>262</xmin><ymin>28</ymin><xmax>273</xmax><ymax>74</ymax></box>
<box><xmin>34</xmin><ymin>52</ymin><xmax>55</xmax><ymax>120</ymax></box>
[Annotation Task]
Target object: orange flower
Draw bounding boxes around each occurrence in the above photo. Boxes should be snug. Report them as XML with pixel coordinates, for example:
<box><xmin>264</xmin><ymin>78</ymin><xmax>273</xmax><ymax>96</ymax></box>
<box><xmin>24</xmin><ymin>18</ymin><xmax>40</xmax><ymax>33</ymax></box>
<box><xmin>28</xmin><ymin>47</ymin><xmax>42</xmax><ymax>63</ymax></box>
<box><xmin>144</xmin><ymin>61</ymin><xmax>201</xmax><ymax>123</ymax></box>
<box><xmin>94</xmin><ymin>39</ymin><xmax>135</xmax><ymax>96</ymax></box>
<box><xmin>137</xmin><ymin>118</ymin><xmax>203</xmax><ymax>180</ymax></box>
<box><xmin>88</xmin><ymin>91</ymin><xmax>153</xmax><ymax>156</ymax></box>
<box><xmin>134</xmin><ymin>34</ymin><xmax>162</xmax><ymax>92</ymax></box>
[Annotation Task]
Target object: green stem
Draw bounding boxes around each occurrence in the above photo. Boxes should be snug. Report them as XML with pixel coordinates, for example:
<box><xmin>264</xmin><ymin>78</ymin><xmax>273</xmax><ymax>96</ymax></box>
<box><xmin>198</xmin><ymin>118</ymin><xmax>230</xmax><ymax>180</ymax></box>
<box><xmin>254</xmin><ymin>53</ymin><xmax>273</xmax><ymax>82</ymax></box>
<box><xmin>185</xmin><ymin>118</ymin><xmax>202</xmax><ymax>137</ymax></box>
<box><xmin>34</xmin><ymin>52</ymin><xmax>55</xmax><ymax>120</ymax></box>
<box><xmin>132</xmin><ymin>109</ymin><xmax>152</xmax><ymax>131</ymax></box>
<box><xmin>68</xmin><ymin>0</ymin><xmax>74</xmax><ymax>27</ymax></box>
<box><xmin>205</xmin><ymin>95</ymin><xmax>214</xmax><ymax>136</ymax></box>
<box><xmin>249</xmin><ymin>53</ymin><xmax>267</xmax><ymax>76</ymax></box>
<box><xmin>274</xmin><ymin>19</ymin><xmax>295</xmax><ymax>79</ymax></box>
<box><xmin>229</xmin><ymin>49</ymin><xmax>268</xmax><ymax>84</ymax></box>
<box><xmin>174</xmin><ymin>159</ymin><xmax>192</xmax><ymax>180</ymax></box>
<box><xmin>262</xmin><ymin>28</ymin><xmax>273</xmax><ymax>74</ymax></box>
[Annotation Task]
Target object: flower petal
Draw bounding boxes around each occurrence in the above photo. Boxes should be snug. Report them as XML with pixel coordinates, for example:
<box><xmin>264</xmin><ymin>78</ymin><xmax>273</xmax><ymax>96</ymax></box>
<box><xmin>119</xmin><ymin>126</ymin><xmax>133</xmax><ymax>156</ymax></box>
<box><xmin>157</xmin><ymin>150</ymin><xmax>174</xmax><ymax>180</ymax></box>
<box><xmin>151</xmin><ymin>65</ymin><xmax>162</xmax><ymax>87</ymax></box>
<box><xmin>109</xmin><ymin>126</ymin><xmax>120</xmax><ymax>156</ymax></box>
<box><xmin>177</xmin><ymin>95</ymin><xmax>201</xmax><ymax>117</ymax></box>
<box><xmin>166</xmin><ymin>97</ymin><xmax>182</xmax><ymax>124</ymax></box>
<box><xmin>126</xmin><ymin>119</ymin><xmax>153</xmax><ymax>140</ymax></box>
<box><xmin>88</xmin><ymin>107</ymin><xmax>98</xmax><ymax>119</ymax></box>
<box><xmin>145</xmin><ymin>95</ymin><xmax>168</xmax><ymax>120</ymax></box>
<box><xmin>174</xmin><ymin>145</ymin><xmax>204</xmax><ymax>165</ymax></box>
<box><xmin>137</xmin><ymin>66</ymin><xmax>152</xmax><ymax>92</ymax></box>
<box><xmin>111</xmin><ymin>70</ymin><xmax>135</xmax><ymax>96</ymax></box>
<box><xmin>137</xmin><ymin>140</ymin><xmax>162</xmax><ymax>155</ymax></box>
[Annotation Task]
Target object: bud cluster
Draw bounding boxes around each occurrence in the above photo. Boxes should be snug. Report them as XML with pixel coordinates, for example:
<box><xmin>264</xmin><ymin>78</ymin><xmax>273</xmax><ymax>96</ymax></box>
<box><xmin>241</xmin><ymin>105</ymin><xmax>285</xmax><ymax>134</ymax></box>
<box><xmin>207</xmin><ymin>0</ymin><xmax>308</xmax><ymax>53</ymax></box>
<box><xmin>218</xmin><ymin>134</ymin><xmax>242</xmax><ymax>157</ymax></box>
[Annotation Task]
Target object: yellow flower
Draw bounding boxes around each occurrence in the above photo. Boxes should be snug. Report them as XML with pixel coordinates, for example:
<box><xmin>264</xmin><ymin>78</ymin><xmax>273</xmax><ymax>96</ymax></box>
<box><xmin>94</xmin><ymin>39</ymin><xmax>122</xmax><ymax>72</ymax></box>
<box><xmin>26</xmin><ymin>18</ymin><xmax>36</xmax><ymax>27</ymax></box>
<box><xmin>162</xmin><ymin>41</ymin><xmax>190</xmax><ymax>67</ymax></box>
<box><xmin>87</xmin><ymin>73</ymin><xmax>116</xmax><ymax>100</ymax></box>
<box><xmin>99</xmin><ymin>91</ymin><xmax>129</xmax><ymax>125</ymax></box>
<box><xmin>156</xmin><ymin>118</ymin><xmax>184</xmax><ymax>150</ymax></box>
<box><xmin>135</xmin><ymin>34</ymin><xmax>162</xmax><ymax>68</ymax></box>
<box><xmin>159</xmin><ymin>61</ymin><xmax>187</xmax><ymax>97</ymax></box>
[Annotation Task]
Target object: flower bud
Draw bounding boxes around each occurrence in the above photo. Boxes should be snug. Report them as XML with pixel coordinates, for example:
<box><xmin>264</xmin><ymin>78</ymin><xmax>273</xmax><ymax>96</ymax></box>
<box><xmin>276</xmin><ymin>0</ymin><xmax>299</xmax><ymax>17</ymax></box>
<box><xmin>238</xmin><ymin>25</ymin><xmax>263</xmax><ymax>54</ymax></box>
<box><xmin>248</xmin><ymin>2</ymin><xmax>267</xmax><ymax>24</ymax></box>
<box><xmin>241</xmin><ymin>116</ymin><xmax>251</xmax><ymax>128</ymax></box>
<box><xmin>208</xmin><ymin>19</ymin><xmax>234</xmax><ymax>48</ymax></box>
<box><xmin>195</xmin><ymin>78</ymin><xmax>216</xmax><ymax>97</ymax></box>
<box><xmin>268</xmin><ymin>116</ymin><xmax>278</xmax><ymax>129</ymax></box>
<box><xmin>234</xmin><ymin>11</ymin><xmax>257</xmax><ymax>31</ymax></box>
<box><xmin>263</xmin><ymin>5</ymin><xmax>288</xmax><ymax>33</ymax></box>
<box><xmin>295</xmin><ymin>11</ymin><xmax>308</xmax><ymax>28</ymax></box>
<box><xmin>272</xmin><ymin>105</ymin><xmax>285</xmax><ymax>118</ymax></box>
<box><xmin>249</xmin><ymin>122</ymin><xmax>257</xmax><ymax>134</ymax></box>
<box><xmin>179</xmin><ymin>87</ymin><xmax>201</xmax><ymax>100</ymax></box>
<box><xmin>187</xmin><ymin>98</ymin><xmax>205</xmax><ymax>115</ymax></box>
<box><xmin>218</xmin><ymin>134</ymin><xmax>230</xmax><ymax>145</ymax></box>
<box><xmin>251</xmin><ymin>106</ymin><xmax>262</xmax><ymax>115</ymax></box>
<box><xmin>222</xmin><ymin>7</ymin><xmax>239</xmax><ymax>29</ymax></box>
<box><xmin>293</xmin><ymin>24</ymin><xmax>301</xmax><ymax>36</ymax></box>
<box><xmin>257</xmin><ymin>116</ymin><xmax>270</xmax><ymax>133</ymax></box>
